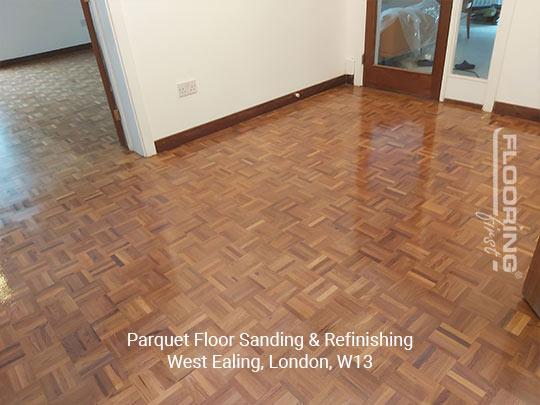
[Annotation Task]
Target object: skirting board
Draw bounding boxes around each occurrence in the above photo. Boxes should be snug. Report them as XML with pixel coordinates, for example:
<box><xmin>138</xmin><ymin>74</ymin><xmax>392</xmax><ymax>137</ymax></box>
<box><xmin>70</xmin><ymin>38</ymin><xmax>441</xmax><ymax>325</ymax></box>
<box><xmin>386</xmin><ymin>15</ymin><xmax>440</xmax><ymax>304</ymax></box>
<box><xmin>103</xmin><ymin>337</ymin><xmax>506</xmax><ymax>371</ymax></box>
<box><xmin>0</xmin><ymin>43</ymin><xmax>92</xmax><ymax>68</ymax></box>
<box><xmin>155</xmin><ymin>75</ymin><xmax>354</xmax><ymax>153</ymax></box>
<box><xmin>444</xmin><ymin>98</ymin><xmax>482</xmax><ymax>110</ymax></box>
<box><xmin>493</xmin><ymin>102</ymin><xmax>540</xmax><ymax>123</ymax></box>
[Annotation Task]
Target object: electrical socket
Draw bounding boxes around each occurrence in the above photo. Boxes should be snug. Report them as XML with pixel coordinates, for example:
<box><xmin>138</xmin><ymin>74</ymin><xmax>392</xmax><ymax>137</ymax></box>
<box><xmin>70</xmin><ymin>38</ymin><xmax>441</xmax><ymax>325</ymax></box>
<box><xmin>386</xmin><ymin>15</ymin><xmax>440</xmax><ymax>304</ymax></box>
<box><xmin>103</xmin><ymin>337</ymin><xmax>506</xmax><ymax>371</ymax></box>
<box><xmin>177</xmin><ymin>80</ymin><xmax>198</xmax><ymax>98</ymax></box>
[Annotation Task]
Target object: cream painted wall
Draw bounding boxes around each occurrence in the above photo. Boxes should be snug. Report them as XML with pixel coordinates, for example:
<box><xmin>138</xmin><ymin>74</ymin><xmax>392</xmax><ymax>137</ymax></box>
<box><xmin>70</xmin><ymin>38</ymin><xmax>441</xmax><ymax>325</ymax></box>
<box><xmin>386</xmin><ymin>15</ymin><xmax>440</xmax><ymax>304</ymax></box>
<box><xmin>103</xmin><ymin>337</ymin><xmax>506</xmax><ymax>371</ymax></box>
<box><xmin>104</xmin><ymin>0</ymin><xmax>352</xmax><ymax>147</ymax></box>
<box><xmin>495</xmin><ymin>0</ymin><xmax>540</xmax><ymax>109</ymax></box>
<box><xmin>0</xmin><ymin>0</ymin><xmax>90</xmax><ymax>60</ymax></box>
<box><xmin>345</xmin><ymin>0</ymin><xmax>367</xmax><ymax>85</ymax></box>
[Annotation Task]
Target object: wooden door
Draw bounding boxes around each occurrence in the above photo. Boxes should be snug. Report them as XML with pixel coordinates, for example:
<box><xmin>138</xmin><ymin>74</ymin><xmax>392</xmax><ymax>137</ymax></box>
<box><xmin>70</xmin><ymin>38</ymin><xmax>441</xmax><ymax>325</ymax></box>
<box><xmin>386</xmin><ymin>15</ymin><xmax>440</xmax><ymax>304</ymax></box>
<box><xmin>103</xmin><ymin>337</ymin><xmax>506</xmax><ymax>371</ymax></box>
<box><xmin>363</xmin><ymin>0</ymin><xmax>453</xmax><ymax>99</ymax></box>
<box><xmin>80</xmin><ymin>0</ymin><xmax>127</xmax><ymax>147</ymax></box>
<box><xmin>524</xmin><ymin>237</ymin><xmax>540</xmax><ymax>317</ymax></box>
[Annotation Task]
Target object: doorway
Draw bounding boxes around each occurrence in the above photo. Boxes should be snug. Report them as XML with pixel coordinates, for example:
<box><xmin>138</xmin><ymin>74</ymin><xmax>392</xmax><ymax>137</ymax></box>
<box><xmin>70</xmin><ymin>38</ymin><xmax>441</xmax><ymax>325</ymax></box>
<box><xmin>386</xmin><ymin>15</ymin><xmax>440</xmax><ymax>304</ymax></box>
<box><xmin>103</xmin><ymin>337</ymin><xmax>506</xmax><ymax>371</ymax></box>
<box><xmin>363</xmin><ymin>0</ymin><xmax>453</xmax><ymax>99</ymax></box>
<box><xmin>80</xmin><ymin>0</ymin><xmax>127</xmax><ymax>147</ymax></box>
<box><xmin>441</xmin><ymin>0</ymin><xmax>511</xmax><ymax>110</ymax></box>
<box><xmin>0</xmin><ymin>0</ymin><xmax>127</xmax><ymax>148</ymax></box>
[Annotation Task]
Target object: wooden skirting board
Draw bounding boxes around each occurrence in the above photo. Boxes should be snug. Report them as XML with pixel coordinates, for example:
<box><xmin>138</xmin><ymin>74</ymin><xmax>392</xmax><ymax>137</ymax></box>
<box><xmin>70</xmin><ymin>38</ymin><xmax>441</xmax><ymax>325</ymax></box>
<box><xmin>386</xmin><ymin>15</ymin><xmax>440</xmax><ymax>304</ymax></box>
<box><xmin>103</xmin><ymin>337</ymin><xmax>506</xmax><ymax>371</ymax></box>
<box><xmin>0</xmin><ymin>43</ymin><xmax>92</xmax><ymax>68</ymax></box>
<box><xmin>493</xmin><ymin>101</ymin><xmax>540</xmax><ymax>123</ymax></box>
<box><xmin>155</xmin><ymin>75</ymin><xmax>354</xmax><ymax>153</ymax></box>
<box><xmin>444</xmin><ymin>98</ymin><xmax>483</xmax><ymax>110</ymax></box>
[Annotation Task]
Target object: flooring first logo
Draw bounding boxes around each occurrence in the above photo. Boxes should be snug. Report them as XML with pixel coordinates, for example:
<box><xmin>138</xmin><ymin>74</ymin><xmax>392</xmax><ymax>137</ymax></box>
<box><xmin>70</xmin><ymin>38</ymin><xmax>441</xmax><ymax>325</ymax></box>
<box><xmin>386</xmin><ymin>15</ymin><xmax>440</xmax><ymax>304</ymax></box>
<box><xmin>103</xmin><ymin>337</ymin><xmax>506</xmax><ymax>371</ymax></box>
<box><xmin>476</xmin><ymin>128</ymin><xmax>521</xmax><ymax>278</ymax></box>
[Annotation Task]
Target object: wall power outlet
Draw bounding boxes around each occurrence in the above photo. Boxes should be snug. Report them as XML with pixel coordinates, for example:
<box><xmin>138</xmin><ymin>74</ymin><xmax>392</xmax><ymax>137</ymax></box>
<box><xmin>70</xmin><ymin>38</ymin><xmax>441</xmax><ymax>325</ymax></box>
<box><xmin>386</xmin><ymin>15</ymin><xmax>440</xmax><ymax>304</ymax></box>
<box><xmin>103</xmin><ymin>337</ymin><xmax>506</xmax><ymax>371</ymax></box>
<box><xmin>177</xmin><ymin>80</ymin><xmax>198</xmax><ymax>98</ymax></box>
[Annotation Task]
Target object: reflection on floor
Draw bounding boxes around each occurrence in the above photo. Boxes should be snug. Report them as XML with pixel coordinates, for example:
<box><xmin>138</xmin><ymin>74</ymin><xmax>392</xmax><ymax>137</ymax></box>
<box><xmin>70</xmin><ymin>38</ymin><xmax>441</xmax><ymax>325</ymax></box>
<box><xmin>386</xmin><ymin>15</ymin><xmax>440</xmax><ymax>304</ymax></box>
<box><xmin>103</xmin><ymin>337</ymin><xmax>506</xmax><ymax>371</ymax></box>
<box><xmin>1</xmin><ymin>52</ymin><xmax>540</xmax><ymax>403</ymax></box>
<box><xmin>454</xmin><ymin>22</ymin><xmax>499</xmax><ymax>79</ymax></box>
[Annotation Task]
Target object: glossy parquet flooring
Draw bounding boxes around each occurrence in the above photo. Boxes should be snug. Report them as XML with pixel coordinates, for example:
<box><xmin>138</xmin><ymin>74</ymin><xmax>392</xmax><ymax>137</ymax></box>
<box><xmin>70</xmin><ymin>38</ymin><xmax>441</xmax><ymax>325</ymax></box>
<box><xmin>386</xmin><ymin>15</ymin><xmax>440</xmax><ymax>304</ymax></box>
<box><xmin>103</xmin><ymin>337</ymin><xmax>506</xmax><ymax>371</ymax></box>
<box><xmin>1</xmin><ymin>51</ymin><xmax>540</xmax><ymax>404</ymax></box>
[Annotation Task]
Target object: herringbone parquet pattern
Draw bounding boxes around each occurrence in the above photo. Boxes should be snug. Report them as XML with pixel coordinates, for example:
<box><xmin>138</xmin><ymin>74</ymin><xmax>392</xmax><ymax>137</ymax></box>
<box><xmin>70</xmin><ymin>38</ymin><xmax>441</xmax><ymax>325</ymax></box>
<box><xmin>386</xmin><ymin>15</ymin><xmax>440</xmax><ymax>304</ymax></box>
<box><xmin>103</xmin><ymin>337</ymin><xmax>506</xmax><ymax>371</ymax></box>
<box><xmin>0</xmin><ymin>50</ymin><xmax>539</xmax><ymax>404</ymax></box>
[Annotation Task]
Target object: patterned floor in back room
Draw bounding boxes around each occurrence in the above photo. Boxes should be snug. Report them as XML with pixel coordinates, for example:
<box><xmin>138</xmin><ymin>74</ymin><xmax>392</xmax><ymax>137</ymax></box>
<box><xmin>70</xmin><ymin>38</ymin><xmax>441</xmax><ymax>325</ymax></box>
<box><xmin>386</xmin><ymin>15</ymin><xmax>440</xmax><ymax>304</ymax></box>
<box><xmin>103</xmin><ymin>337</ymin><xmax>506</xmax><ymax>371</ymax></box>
<box><xmin>0</xmin><ymin>50</ymin><xmax>539</xmax><ymax>404</ymax></box>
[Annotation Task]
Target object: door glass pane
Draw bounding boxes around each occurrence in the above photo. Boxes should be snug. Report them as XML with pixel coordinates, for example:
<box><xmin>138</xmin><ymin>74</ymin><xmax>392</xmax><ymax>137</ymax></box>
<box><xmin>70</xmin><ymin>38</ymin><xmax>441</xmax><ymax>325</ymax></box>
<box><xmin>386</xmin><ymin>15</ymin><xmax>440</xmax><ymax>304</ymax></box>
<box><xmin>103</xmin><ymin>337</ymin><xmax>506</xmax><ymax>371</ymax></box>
<box><xmin>453</xmin><ymin>1</ymin><xmax>503</xmax><ymax>79</ymax></box>
<box><xmin>375</xmin><ymin>0</ymin><xmax>441</xmax><ymax>74</ymax></box>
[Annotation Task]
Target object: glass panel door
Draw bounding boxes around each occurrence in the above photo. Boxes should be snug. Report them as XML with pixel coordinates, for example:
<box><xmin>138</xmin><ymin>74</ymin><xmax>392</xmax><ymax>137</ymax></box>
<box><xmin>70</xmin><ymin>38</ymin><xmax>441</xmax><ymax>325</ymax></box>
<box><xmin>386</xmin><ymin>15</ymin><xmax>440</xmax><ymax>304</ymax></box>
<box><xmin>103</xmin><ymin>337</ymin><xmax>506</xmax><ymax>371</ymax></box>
<box><xmin>363</xmin><ymin>0</ymin><xmax>453</xmax><ymax>99</ymax></box>
<box><xmin>375</xmin><ymin>0</ymin><xmax>442</xmax><ymax>74</ymax></box>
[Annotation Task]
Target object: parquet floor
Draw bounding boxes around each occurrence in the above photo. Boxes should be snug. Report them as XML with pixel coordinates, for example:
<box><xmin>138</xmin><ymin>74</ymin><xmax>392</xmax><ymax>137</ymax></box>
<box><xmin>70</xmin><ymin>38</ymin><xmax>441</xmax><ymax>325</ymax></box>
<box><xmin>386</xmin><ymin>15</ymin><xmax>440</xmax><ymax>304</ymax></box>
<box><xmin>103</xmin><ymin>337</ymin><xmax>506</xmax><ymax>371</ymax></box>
<box><xmin>1</xmin><ymin>50</ymin><xmax>540</xmax><ymax>404</ymax></box>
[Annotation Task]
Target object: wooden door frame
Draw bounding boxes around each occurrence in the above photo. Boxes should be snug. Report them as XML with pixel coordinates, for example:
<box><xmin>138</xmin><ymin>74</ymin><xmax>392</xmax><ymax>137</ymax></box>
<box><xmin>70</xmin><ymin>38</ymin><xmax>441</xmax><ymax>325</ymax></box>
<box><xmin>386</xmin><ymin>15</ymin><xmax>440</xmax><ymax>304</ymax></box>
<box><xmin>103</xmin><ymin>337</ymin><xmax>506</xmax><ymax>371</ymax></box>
<box><xmin>524</xmin><ymin>237</ymin><xmax>540</xmax><ymax>318</ymax></box>
<box><xmin>363</xmin><ymin>0</ymin><xmax>453</xmax><ymax>99</ymax></box>
<box><xmin>80</xmin><ymin>0</ymin><xmax>127</xmax><ymax>146</ymax></box>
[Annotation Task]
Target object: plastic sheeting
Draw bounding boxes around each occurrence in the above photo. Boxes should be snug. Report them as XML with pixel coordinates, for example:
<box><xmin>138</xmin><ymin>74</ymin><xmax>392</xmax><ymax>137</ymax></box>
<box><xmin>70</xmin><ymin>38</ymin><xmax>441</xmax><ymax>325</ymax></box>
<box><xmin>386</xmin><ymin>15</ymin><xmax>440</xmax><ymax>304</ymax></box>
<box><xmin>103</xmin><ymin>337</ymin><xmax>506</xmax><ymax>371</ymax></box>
<box><xmin>380</xmin><ymin>0</ymin><xmax>440</xmax><ymax>56</ymax></box>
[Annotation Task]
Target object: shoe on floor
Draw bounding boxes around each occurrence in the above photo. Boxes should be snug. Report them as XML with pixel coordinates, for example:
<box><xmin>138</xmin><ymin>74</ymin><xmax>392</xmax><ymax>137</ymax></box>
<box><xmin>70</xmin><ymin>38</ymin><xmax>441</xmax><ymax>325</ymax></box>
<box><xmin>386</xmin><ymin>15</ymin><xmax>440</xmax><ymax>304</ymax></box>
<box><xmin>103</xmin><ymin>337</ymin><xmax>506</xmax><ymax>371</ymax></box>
<box><xmin>417</xmin><ymin>59</ymin><xmax>434</xmax><ymax>67</ymax></box>
<box><xmin>455</xmin><ymin>60</ymin><xmax>476</xmax><ymax>70</ymax></box>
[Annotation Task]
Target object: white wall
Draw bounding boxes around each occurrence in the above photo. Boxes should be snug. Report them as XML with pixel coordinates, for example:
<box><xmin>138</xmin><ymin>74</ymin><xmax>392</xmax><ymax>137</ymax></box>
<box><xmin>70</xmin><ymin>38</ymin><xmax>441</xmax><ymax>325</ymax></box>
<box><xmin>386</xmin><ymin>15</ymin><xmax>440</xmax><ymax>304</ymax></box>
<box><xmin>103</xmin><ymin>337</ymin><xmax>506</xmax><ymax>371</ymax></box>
<box><xmin>104</xmin><ymin>0</ymin><xmax>353</xmax><ymax>150</ymax></box>
<box><xmin>0</xmin><ymin>0</ymin><xmax>90</xmax><ymax>61</ymax></box>
<box><xmin>345</xmin><ymin>0</ymin><xmax>367</xmax><ymax>85</ymax></box>
<box><xmin>495</xmin><ymin>0</ymin><xmax>540</xmax><ymax>109</ymax></box>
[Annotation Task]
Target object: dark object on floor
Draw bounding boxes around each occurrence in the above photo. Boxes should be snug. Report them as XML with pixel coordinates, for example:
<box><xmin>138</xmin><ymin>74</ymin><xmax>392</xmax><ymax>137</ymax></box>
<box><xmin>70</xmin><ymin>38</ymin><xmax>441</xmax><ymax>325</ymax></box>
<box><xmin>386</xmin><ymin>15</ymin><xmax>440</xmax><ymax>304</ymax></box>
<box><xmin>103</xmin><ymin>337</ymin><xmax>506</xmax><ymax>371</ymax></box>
<box><xmin>454</xmin><ymin>60</ymin><xmax>480</xmax><ymax>78</ymax></box>
<box><xmin>381</xmin><ymin>59</ymin><xmax>402</xmax><ymax>68</ymax></box>
<box><xmin>455</xmin><ymin>60</ymin><xmax>476</xmax><ymax>70</ymax></box>
<box><xmin>417</xmin><ymin>59</ymin><xmax>434</xmax><ymax>67</ymax></box>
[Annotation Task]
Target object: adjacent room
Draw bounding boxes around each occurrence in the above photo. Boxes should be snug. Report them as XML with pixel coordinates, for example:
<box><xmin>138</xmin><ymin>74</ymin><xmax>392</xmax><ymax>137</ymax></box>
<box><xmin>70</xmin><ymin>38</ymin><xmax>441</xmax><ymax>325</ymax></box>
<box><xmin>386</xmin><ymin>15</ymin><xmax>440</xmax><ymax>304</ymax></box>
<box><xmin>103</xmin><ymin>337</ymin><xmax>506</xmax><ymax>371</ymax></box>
<box><xmin>0</xmin><ymin>0</ymin><xmax>126</xmax><ymax>190</ymax></box>
<box><xmin>453</xmin><ymin>0</ymin><xmax>503</xmax><ymax>78</ymax></box>
<box><xmin>0</xmin><ymin>1</ymin><xmax>539</xmax><ymax>404</ymax></box>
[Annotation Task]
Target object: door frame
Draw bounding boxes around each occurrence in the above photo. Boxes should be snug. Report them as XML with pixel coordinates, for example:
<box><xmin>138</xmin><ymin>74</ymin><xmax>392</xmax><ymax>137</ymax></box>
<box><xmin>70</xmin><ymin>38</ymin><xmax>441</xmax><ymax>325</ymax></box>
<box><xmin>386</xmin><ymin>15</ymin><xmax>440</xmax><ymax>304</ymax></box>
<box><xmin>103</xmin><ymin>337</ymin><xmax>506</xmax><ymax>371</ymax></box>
<box><xmin>524</xmin><ymin>236</ymin><xmax>540</xmax><ymax>318</ymax></box>
<box><xmin>81</xmin><ymin>0</ymin><xmax>127</xmax><ymax>146</ymax></box>
<box><xmin>363</xmin><ymin>0</ymin><xmax>454</xmax><ymax>99</ymax></box>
